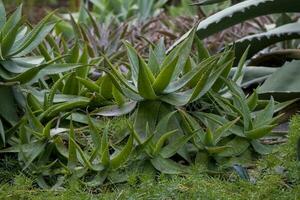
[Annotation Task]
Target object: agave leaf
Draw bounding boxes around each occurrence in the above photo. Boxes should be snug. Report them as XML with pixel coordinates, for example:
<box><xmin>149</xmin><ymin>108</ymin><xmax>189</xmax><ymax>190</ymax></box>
<box><xmin>112</xmin><ymin>85</ymin><xmax>125</xmax><ymax>106</ymax></box>
<box><xmin>155</xmin><ymin>111</ymin><xmax>177</xmax><ymax>137</ymax></box>
<box><xmin>206</xmin><ymin>145</ymin><xmax>231</xmax><ymax>154</ymax></box>
<box><xmin>0</xmin><ymin>0</ymin><xmax>6</xmax><ymax>28</ymax></box>
<box><xmin>245</xmin><ymin>124</ymin><xmax>276</xmax><ymax>139</ymax></box>
<box><xmin>39</xmin><ymin>99</ymin><xmax>90</xmax><ymax>120</ymax></box>
<box><xmin>124</xmin><ymin>41</ymin><xmax>140</xmax><ymax>86</ymax></box>
<box><xmin>169</xmin><ymin>0</ymin><xmax>300</xmax><ymax>51</ymax></box>
<box><xmin>0</xmin><ymin>86</ymin><xmax>19</xmax><ymax>125</ymax></box>
<box><xmin>148</xmin><ymin>47</ymin><xmax>160</xmax><ymax>76</ymax></box>
<box><xmin>233</xmin><ymin>22</ymin><xmax>300</xmax><ymax>62</ymax></box>
<box><xmin>154</xmin><ymin>129</ymin><xmax>178</xmax><ymax>156</ymax></box>
<box><xmin>10</xmin><ymin>11</ymin><xmax>57</xmax><ymax>56</ymax></box>
<box><xmin>253</xmin><ymin>97</ymin><xmax>274</xmax><ymax>128</ymax></box>
<box><xmin>1</xmin><ymin>4</ymin><xmax>22</xmax><ymax>38</ymax></box>
<box><xmin>214</xmin><ymin>117</ymin><xmax>240</xmax><ymax>144</ymax></box>
<box><xmin>258</xmin><ymin>60</ymin><xmax>300</xmax><ymax>101</ymax></box>
<box><xmin>62</xmin><ymin>72</ymin><xmax>80</xmax><ymax>95</ymax></box>
<box><xmin>22</xmin><ymin>141</ymin><xmax>46</xmax><ymax>170</ymax></box>
<box><xmin>251</xmin><ymin>140</ymin><xmax>273</xmax><ymax>155</ymax></box>
<box><xmin>137</xmin><ymin>56</ymin><xmax>157</xmax><ymax>100</ymax></box>
<box><xmin>233</xmin><ymin>45</ymin><xmax>250</xmax><ymax>83</ymax></box>
<box><xmin>26</xmin><ymin>102</ymin><xmax>44</xmax><ymax>132</ymax></box>
<box><xmin>68</xmin><ymin>120</ymin><xmax>77</xmax><ymax>170</ymax></box>
<box><xmin>217</xmin><ymin>137</ymin><xmax>249</xmax><ymax>157</ymax></box>
<box><xmin>93</xmin><ymin>101</ymin><xmax>137</xmax><ymax>117</ymax></box>
<box><xmin>66</xmin><ymin>42</ymin><xmax>80</xmax><ymax>63</ymax></box>
<box><xmin>1</xmin><ymin>20</ymin><xmax>22</xmax><ymax>57</ymax></box>
<box><xmin>151</xmin><ymin>156</ymin><xmax>187</xmax><ymax>174</ymax></box>
<box><xmin>246</xmin><ymin>90</ymin><xmax>258</xmax><ymax>111</ymax></box>
<box><xmin>160</xmin><ymin>133</ymin><xmax>194</xmax><ymax>158</ymax></box>
<box><xmin>101</xmin><ymin>124</ymin><xmax>110</xmax><ymax>167</ymax></box>
<box><xmin>152</xmin><ymin>56</ymin><xmax>179</xmax><ymax>94</ymax></box>
<box><xmin>204</xmin><ymin>128</ymin><xmax>214</xmax><ymax>146</ymax></box>
<box><xmin>46</xmin><ymin>73</ymin><xmax>72</xmax><ymax>108</ymax></box>
<box><xmin>163</xmin><ymin>57</ymin><xmax>216</xmax><ymax>93</ymax></box>
<box><xmin>110</xmin><ymin>133</ymin><xmax>133</xmax><ymax>169</ymax></box>
<box><xmin>88</xmin><ymin>116</ymin><xmax>101</xmax><ymax>149</ymax></box>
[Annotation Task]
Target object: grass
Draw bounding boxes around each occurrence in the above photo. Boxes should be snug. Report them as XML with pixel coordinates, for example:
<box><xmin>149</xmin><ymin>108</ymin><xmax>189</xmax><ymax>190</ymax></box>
<box><xmin>1</xmin><ymin>115</ymin><xmax>300</xmax><ymax>200</ymax></box>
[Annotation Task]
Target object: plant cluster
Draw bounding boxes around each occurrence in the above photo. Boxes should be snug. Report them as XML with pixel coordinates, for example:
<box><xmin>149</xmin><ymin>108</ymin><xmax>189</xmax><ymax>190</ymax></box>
<box><xmin>0</xmin><ymin>0</ymin><xmax>299</xmax><ymax>190</ymax></box>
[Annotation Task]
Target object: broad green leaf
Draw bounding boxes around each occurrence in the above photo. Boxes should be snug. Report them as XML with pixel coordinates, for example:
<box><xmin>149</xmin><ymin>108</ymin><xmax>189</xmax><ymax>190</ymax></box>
<box><xmin>251</xmin><ymin>140</ymin><xmax>273</xmax><ymax>155</ymax></box>
<box><xmin>151</xmin><ymin>156</ymin><xmax>186</xmax><ymax>174</ymax></box>
<box><xmin>217</xmin><ymin>137</ymin><xmax>249</xmax><ymax>157</ymax></box>
<box><xmin>94</xmin><ymin>101</ymin><xmax>137</xmax><ymax>117</ymax></box>
<box><xmin>0</xmin><ymin>86</ymin><xmax>18</xmax><ymax>125</ymax></box>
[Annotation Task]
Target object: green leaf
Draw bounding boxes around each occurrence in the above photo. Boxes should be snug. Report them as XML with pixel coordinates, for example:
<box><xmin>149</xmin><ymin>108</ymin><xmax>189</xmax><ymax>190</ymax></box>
<box><xmin>137</xmin><ymin>57</ymin><xmax>157</xmax><ymax>100</ymax></box>
<box><xmin>100</xmin><ymin>125</ymin><xmax>110</xmax><ymax>167</ymax></box>
<box><xmin>46</xmin><ymin>73</ymin><xmax>72</xmax><ymax>108</ymax></box>
<box><xmin>154</xmin><ymin>129</ymin><xmax>178</xmax><ymax>155</ymax></box>
<box><xmin>94</xmin><ymin>101</ymin><xmax>137</xmax><ymax>117</ymax></box>
<box><xmin>110</xmin><ymin>133</ymin><xmax>133</xmax><ymax>169</ymax></box>
<box><xmin>10</xmin><ymin>11</ymin><xmax>57</xmax><ymax>56</ymax></box>
<box><xmin>251</xmin><ymin>140</ymin><xmax>273</xmax><ymax>155</ymax></box>
<box><xmin>68</xmin><ymin>119</ymin><xmax>77</xmax><ymax>170</ymax></box>
<box><xmin>217</xmin><ymin>137</ymin><xmax>249</xmax><ymax>157</ymax></box>
<box><xmin>88</xmin><ymin>116</ymin><xmax>101</xmax><ymax>149</ymax></box>
<box><xmin>246</xmin><ymin>90</ymin><xmax>258</xmax><ymax>111</ymax></box>
<box><xmin>1</xmin><ymin>4</ymin><xmax>22</xmax><ymax>38</ymax></box>
<box><xmin>124</xmin><ymin>41</ymin><xmax>140</xmax><ymax>86</ymax></box>
<box><xmin>151</xmin><ymin>156</ymin><xmax>186</xmax><ymax>174</ymax></box>
<box><xmin>160</xmin><ymin>133</ymin><xmax>194</xmax><ymax>158</ymax></box>
<box><xmin>0</xmin><ymin>86</ymin><xmax>19</xmax><ymax>125</ymax></box>
<box><xmin>253</xmin><ymin>97</ymin><xmax>274</xmax><ymax>128</ymax></box>
<box><xmin>0</xmin><ymin>0</ymin><xmax>6</xmax><ymax>28</ymax></box>
<box><xmin>258</xmin><ymin>60</ymin><xmax>300</xmax><ymax>101</ymax></box>
<box><xmin>245</xmin><ymin>124</ymin><xmax>276</xmax><ymax>139</ymax></box>
<box><xmin>0</xmin><ymin>119</ymin><xmax>5</xmax><ymax>145</ymax></box>
<box><xmin>152</xmin><ymin>56</ymin><xmax>179</xmax><ymax>94</ymax></box>
<box><xmin>112</xmin><ymin>85</ymin><xmax>125</xmax><ymax>106</ymax></box>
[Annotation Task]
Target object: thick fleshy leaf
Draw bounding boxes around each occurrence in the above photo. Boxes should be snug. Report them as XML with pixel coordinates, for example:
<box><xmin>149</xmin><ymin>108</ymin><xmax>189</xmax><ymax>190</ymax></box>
<box><xmin>110</xmin><ymin>133</ymin><xmax>133</xmax><ymax>169</ymax></box>
<box><xmin>93</xmin><ymin>101</ymin><xmax>137</xmax><ymax>117</ymax></box>
<box><xmin>152</xmin><ymin>56</ymin><xmax>178</xmax><ymax>94</ymax></box>
<box><xmin>151</xmin><ymin>156</ymin><xmax>187</xmax><ymax>174</ymax></box>
<box><xmin>251</xmin><ymin>140</ymin><xmax>273</xmax><ymax>155</ymax></box>
<box><xmin>245</xmin><ymin>124</ymin><xmax>276</xmax><ymax>139</ymax></box>
<box><xmin>137</xmin><ymin>57</ymin><xmax>157</xmax><ymax>100</ymax></box>
<box><xmin>68</xmin><ymin>120</ymin><xmax>77</xmax><ymax>170</ymax></box>
<box><xmin>217</xmin><ymin>137</ymin><xmax>249</xmax><ymax>157</ymax></box>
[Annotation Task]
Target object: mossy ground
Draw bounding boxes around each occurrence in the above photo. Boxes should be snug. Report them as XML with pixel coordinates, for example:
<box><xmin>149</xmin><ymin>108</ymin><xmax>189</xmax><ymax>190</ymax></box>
<box><xmin>1</xmin><ymin>116</ymin><xmax>299</xmax><ymax>200</ymax></box>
